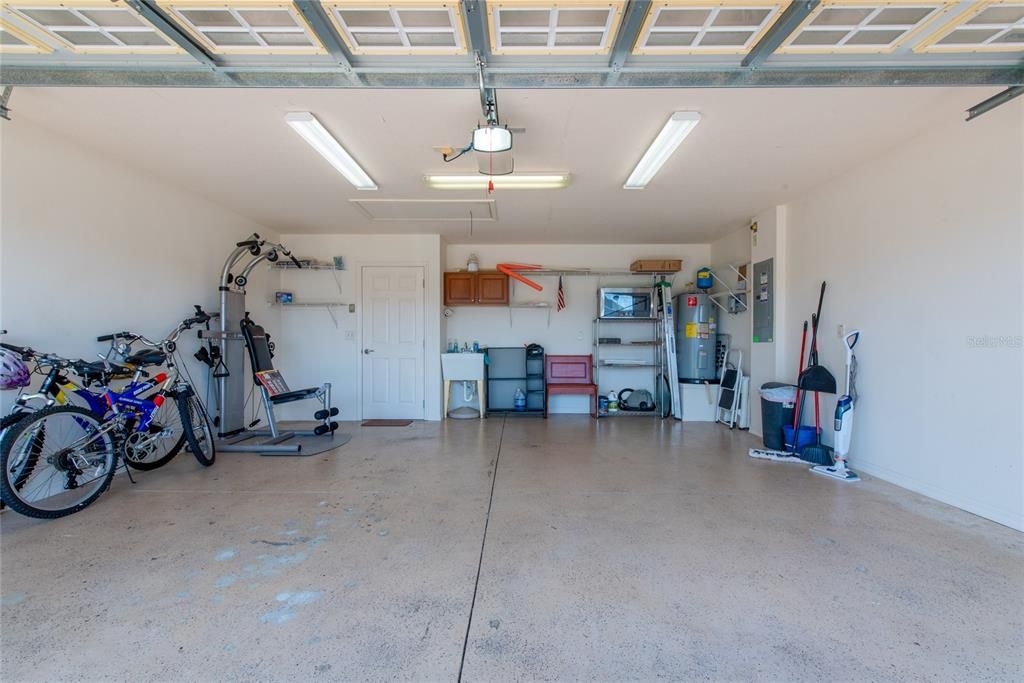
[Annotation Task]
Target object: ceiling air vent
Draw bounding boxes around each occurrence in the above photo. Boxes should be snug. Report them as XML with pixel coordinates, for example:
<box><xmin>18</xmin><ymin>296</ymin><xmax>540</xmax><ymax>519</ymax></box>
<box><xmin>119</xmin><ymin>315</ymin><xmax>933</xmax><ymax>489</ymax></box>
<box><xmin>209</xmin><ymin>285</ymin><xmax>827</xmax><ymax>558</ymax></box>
<box><xmin>351</xmin><ymin>199</ymin><xmax>497</xmax><ymax>222</ymax></box>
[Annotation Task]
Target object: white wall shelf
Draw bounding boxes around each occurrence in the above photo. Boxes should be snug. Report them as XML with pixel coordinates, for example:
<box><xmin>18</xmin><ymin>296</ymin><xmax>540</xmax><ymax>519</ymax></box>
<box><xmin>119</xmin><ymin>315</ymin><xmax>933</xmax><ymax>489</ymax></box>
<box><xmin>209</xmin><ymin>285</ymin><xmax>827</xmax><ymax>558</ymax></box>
<box><xmin>508</xmin><ymin>302</ymin><xmax>552</xmax><ymax>327</ymax></box>
<box><xmin>270</xmin><ymin>301</ymin><xmax>353</xmax><ymax>327</ymax></box>
<box><xmin>707</xmin><ymin>264</ymin><xmax>750</xmax><ymax>314</ymax></box>
<box><xmin>275</xmin><ymin>259</ymin><xmax>344</xmax><ymax>295</ymax></box>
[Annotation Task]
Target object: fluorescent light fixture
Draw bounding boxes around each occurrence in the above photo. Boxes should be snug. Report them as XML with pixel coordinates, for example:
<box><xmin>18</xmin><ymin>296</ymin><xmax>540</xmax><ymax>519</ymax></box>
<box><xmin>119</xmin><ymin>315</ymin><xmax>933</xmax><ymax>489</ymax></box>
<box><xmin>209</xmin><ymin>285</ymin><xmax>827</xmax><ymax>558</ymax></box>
<box><xmin>624</xmin><ymin>112</ymin><xmax>701</xmax><ymax>190</ymax></box>
<box><xmin>424</xmin><ymin>174</ymin><xmax>570</xmax><ymax>190</ymax></box>
<box><xmin>284</xmin><ymin>112</ymin><xmax>377</xmax><ymax>191</ymax></box>
<box><xmin>473</xmin><ymin>125</ymin><xmax>513</xmax><ymax>153</ymax></box>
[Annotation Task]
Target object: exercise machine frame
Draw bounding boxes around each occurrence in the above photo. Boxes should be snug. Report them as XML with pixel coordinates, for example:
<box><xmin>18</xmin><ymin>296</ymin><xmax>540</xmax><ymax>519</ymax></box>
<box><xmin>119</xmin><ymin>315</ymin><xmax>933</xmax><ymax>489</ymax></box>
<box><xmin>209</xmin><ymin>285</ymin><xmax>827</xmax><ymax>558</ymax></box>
<box><xmin>204</xmin><ymin>234</ymin><xmax>337</xmax><ymax>455</ymax></box>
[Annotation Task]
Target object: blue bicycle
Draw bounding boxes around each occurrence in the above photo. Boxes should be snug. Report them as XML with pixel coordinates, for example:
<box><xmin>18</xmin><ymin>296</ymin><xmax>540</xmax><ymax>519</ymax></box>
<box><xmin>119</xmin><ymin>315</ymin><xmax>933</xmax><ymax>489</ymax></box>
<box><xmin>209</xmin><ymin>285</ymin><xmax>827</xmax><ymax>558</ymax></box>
<box><xmin>0</xmin><ymin>309</ymin><xmax>216</xmax><ymax>519</ymax></box>
<box><xmin>0</xmin><ymin>341</ymin><xmax>187</xmax><ymax>473</ymax></box>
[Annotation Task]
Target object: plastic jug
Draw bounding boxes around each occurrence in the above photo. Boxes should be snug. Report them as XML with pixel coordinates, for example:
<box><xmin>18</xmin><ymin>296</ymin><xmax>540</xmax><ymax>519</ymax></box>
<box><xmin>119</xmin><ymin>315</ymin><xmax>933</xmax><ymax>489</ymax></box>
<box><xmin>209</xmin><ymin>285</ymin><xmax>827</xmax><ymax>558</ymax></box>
<box><xmin>514</xmin><ymin>387</ymin><xmax>527</xmax><ymax>411</ymax></box>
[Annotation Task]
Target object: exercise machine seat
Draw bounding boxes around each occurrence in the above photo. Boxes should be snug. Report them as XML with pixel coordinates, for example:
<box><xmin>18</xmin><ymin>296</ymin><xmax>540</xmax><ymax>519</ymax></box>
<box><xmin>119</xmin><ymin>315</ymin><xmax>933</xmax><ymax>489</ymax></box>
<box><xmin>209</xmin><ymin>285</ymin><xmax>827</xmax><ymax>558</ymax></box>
<box><xmin>240</xmin><ymin>321</ymin><xmax>321</xmax><ymax>403</ymax></box>
<box><xmin>267</xmin><ymin>387</ymin><xmax>321</xmax><ymax>405</ymax></box>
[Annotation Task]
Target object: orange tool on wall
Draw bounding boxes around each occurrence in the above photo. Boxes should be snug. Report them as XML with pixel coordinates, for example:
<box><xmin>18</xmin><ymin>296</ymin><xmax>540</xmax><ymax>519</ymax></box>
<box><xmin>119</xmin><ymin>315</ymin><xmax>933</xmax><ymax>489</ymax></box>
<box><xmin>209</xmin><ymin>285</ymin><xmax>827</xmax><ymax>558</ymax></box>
<box><xmin>497</xmin><ymin>263</ymin><xmax>544</xmax><ymax>292</ymax></box>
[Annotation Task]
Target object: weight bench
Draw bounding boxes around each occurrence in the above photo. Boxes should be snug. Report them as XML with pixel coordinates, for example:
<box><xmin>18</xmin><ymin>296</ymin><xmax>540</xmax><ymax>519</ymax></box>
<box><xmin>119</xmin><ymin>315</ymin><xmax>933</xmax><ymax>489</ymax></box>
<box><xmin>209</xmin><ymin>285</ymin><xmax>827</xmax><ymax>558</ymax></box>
<box><xmin>217</xmin><ymin>318</ymin><xmax>338</xmax><ymax>455</ymax></box>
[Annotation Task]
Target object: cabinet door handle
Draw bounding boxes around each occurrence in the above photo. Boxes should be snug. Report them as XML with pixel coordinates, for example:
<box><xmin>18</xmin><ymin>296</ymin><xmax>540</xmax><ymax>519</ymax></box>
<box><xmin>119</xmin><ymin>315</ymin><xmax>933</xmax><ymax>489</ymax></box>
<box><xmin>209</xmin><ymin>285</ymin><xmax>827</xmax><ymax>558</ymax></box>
<box><xmin>363</xmin><ymin>348</ymin><xmax>375</xmax><ymax>354</ymax></box>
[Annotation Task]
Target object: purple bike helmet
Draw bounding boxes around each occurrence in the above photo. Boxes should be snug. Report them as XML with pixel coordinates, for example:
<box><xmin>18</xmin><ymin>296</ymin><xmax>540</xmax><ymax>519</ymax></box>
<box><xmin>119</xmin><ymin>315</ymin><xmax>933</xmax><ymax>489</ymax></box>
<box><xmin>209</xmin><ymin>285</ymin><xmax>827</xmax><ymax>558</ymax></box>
<box><xmin>0</xmin><ymin>347</ymin><xmax>30</xmax><ymax>390</ymax></box>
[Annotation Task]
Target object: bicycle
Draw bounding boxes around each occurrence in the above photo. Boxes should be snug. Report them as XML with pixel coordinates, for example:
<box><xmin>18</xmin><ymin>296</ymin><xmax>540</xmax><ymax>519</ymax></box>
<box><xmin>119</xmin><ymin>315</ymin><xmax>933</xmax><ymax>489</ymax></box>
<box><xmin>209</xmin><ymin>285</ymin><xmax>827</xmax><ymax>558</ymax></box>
<box><xmin>0</xmin><ymin>309</ymin><xmax>217</xmax><ymax>519</ymax></box>
<box><xmin>0</xmin><ymin>341</ymin><xmax>186</xmax><ymax>472</ymax></box>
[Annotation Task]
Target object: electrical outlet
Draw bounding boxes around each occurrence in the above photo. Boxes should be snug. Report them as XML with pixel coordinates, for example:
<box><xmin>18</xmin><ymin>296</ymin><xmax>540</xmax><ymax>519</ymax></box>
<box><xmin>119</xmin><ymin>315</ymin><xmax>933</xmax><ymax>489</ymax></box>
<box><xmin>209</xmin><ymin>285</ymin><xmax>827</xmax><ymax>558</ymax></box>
<box><xmin>577</xmin><ymin>330</ymin><xmax>584</xmax><ymax>341</ymax></box>
<box><xmin>837</xmin><ymin>324</ymin><xmax>845</xmax><ymax>338</ymax></box>
<box><xmin>344</xmin><ymin>330</ymin><xmax>356</xmax><ymax>341</ymax></box>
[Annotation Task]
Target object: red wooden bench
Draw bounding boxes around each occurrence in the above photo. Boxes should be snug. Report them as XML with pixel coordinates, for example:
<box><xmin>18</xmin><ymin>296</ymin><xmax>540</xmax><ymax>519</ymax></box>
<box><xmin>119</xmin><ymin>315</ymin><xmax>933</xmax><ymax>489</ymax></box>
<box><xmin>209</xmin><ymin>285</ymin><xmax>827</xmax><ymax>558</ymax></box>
<box><xmin>545</xmin><ymin>354</ymin><xmax>598</xmax><ymax>418</ymax></box>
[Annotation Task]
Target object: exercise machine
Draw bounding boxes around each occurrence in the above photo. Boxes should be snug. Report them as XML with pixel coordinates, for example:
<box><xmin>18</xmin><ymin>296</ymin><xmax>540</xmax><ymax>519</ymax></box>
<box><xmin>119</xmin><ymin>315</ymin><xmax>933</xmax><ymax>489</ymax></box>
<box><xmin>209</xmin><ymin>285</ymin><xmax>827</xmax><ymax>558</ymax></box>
<box><xmin>202</xmin><ymin>235</ymin><xmax>338</xmax><ymax>455</ymax></box>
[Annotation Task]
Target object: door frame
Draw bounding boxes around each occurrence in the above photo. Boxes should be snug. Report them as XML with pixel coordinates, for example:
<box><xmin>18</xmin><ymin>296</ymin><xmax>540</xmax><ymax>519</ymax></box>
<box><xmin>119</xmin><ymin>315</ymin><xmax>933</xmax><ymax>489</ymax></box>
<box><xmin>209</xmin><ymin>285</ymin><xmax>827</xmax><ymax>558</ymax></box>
<box><xmin>357</xmin><ymin>262</ymin><xmax>428</xmax><ymax>421</ymax></box>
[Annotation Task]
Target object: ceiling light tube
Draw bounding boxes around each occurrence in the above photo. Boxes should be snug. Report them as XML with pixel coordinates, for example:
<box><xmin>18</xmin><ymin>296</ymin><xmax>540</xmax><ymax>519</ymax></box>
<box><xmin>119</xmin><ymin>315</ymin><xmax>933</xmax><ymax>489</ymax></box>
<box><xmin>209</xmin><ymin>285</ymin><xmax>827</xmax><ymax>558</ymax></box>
<box><xmin>425</xmin><ymin>174</ymin><xmax>571</xmax><ymax>190</ymax></box>
<box><xmin>285</xmin><ymin>112</ymin><xmax>377</xmax><ymax>190</ymax></box>
<box><xmin>624</xmin><ymin>112</ymin><xmax>701</xmax><ymax>190</ymax></box>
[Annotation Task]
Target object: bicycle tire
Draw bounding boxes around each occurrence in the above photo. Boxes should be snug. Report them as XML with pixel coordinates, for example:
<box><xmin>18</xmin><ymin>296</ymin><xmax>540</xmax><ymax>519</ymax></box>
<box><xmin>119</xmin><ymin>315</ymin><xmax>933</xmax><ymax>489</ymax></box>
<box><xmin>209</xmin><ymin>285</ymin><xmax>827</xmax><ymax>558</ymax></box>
<box><xmin>177</xmin><ymin>391</ymin><xmax>215</xmax><ymax>467</ymax></box>
<box><xmin>123</xmin><ymin>394</ymin><xmax>187</xmax><ymax>471</ymax></box>
<box><xmin>0</xmin><ymin>405</ymin><xmax>117</xmax><ymax>519</ymax></box>
<box><xmin>1</xmin><ymin>413</ymin><xmax>31</xmax><ymax>489</ymax></box>
<box><xmin>1</xmin><ymin>412</ymin><xmax>27</xmax><ymax>441</ymax></box>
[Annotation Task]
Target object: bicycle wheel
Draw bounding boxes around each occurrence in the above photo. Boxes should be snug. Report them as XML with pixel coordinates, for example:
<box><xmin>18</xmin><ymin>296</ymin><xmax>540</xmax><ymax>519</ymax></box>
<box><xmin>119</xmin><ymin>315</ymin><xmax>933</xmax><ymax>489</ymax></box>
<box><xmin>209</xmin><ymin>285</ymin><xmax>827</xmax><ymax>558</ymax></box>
<box><xmin>176</xmin><ymin>390</ymin><xmax>215</xmax><ymax>467</ymax></box>
<box><xmin>122</xmin><ymin>395</ymin><xmax>187</xmax><ymax>471</ymax></box>
<box><xmin>0</xmin><ymin>405</ymin><xmax>117</xmax><ymax>519</ymax></box>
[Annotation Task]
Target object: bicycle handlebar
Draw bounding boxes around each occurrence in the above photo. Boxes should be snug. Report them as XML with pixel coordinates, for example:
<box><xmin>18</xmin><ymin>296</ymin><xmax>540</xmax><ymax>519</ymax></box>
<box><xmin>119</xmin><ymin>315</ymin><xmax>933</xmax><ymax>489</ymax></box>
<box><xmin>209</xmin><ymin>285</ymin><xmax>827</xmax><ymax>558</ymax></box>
<box><xmin>1</xmin><ymin>341</ymin><xmax>29</xmax><ymax>356</ymax></box>
<box><xmin>96</xmin><ymin>331</ymin><xmax>132</xmax><ymax>343</ymax></box>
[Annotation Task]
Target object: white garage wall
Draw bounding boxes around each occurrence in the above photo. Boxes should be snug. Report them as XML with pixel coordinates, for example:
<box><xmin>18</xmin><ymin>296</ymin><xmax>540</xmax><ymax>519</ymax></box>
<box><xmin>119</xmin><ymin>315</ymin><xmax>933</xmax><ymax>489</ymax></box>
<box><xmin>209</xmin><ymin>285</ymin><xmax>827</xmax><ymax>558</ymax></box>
<box><xmin>777</xmin><ymin>99</ymin><xmax>1023</xmax><ymax>530</ymax></box>
<box><xmin>444</xmin><ymin>243</ymin><xmax>710</xmax><ymax>413</ymax></box>
<box><xmin>709</xmin><ymin>224</ymin><xmax>753</xmax><ymax>377</ymax></box>
<box><xmin>0</xmin><ymin>117</ymin><xmax>277</xmax><ymax>413</ymax></box>
<box><xmin>272</xmin><ymin>234</ymin><xmax>443</xmax><ymax>421</ymax></box>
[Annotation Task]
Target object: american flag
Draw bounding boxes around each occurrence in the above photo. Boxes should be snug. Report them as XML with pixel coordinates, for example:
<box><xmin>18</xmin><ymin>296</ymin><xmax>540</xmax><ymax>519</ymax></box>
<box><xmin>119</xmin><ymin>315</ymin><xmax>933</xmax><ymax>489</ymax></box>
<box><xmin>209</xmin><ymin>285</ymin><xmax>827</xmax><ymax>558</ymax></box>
<box><xmin>556</xmin><ymin>276</ymin><xmax>566</xmax><ymax>311</ymax></box>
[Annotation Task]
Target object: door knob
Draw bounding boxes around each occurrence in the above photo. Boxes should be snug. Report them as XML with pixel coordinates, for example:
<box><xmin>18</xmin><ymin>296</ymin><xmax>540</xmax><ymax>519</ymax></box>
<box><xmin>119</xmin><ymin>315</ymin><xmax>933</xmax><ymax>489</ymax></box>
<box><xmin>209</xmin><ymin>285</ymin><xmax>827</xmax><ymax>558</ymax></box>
<box><xmin>363</xmin><ymin>348</ymin><xmax>375</xmax><ymax>354</ymax></box>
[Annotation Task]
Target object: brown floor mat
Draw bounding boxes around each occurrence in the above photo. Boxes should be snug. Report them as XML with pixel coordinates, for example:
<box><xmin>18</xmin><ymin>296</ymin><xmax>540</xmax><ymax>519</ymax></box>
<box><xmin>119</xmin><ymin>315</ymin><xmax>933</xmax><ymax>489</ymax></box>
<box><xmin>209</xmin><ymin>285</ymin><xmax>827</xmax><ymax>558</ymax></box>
<box><xmin>361</xmin><ymin>419</ymin><xmax>413</xmax><ymax>427</ymax></box>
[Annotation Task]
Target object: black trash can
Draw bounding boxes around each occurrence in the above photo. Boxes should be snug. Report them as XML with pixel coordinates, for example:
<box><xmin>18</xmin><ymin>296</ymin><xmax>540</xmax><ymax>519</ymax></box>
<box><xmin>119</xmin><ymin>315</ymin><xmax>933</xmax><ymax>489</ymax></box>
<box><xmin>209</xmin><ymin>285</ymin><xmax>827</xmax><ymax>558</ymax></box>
<box><xmin>760</xmin><ymin>383</ymin><xmax>797</xmax><ymax>451</ymax></box>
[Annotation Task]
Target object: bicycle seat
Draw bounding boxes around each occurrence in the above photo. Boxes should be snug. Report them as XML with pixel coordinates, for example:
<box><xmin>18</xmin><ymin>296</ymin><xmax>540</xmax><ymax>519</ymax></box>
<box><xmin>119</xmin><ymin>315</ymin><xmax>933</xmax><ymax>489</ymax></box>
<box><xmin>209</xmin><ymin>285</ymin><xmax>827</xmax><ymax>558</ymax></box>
<box><xmin>73</xmin><ymin>360</ymin><xmax>134</xmax><ymax>383</ymax></box>
<box><xmin>125</xmin><ymin>349</ymin><xmax>167</xmax><ymax>367</ymax></box>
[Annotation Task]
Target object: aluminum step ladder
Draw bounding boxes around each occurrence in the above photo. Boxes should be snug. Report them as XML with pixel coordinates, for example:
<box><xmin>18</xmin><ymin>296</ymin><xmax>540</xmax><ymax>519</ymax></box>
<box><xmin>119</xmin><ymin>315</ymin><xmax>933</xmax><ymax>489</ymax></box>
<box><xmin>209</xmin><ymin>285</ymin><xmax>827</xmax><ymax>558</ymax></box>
<box><xmin>655</xmin><ymin>281</ymin><xmax>682</xmax><ymax>419</ymax></box>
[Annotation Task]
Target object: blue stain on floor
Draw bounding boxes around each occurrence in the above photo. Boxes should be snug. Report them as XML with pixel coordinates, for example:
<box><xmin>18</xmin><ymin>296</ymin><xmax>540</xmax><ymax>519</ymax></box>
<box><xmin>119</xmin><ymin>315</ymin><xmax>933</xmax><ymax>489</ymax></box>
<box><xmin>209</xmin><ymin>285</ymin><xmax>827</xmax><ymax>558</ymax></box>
<box><xmin>223</xmin><ymin>643</ymin><xmax>236</xmax><ymax>653</ymax></box>
<box><xmin>260</xmin><ymin>590</ymin><xmax>323</xmax><ymax>625</ymax></box>
<box><xmin>1</xmin><ymin>593</ymin><xmax>28</xmax><ymax>607</ymax></box>
<box><xmin>215</xmin><ymin>575</ymin><xmax>237</xmax><ymax>589</ymax></box>
<box><xmin>175</xmin><ymin>590</ymin><xmax>191</xmax><ymax>599</ymax></box>
<box><xmin>215</xmin><ymin>548</ymin><xmax>238</xmax><ymax>561</ymax></box>
<box><xmin>245</xmin><ymin>552</ymin><xmax>309</xmax><ymax>578</ymax></box>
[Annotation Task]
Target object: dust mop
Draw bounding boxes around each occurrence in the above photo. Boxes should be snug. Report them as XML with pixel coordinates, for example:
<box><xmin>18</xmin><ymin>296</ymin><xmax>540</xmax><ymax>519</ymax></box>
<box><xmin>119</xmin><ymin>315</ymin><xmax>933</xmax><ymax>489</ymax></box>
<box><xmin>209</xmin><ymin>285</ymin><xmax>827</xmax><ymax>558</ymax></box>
<box><xmin>748</xmin><ymin>448</ymin><xmax>805</xmax><ymax>463</ymax></box>
<box><xmin>811</xmin><ymin>330</ymin><xmax>861</xmax><ymax>482</ymax></box>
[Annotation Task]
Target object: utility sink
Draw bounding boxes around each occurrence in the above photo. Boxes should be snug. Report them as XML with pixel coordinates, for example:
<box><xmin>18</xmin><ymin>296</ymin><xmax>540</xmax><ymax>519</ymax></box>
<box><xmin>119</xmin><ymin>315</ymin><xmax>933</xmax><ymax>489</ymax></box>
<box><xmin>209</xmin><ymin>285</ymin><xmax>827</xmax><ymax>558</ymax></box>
<box><xmin>441</xmin><ymin>352</ymin><xmax>484</xmax><ymax>381</ymax></box>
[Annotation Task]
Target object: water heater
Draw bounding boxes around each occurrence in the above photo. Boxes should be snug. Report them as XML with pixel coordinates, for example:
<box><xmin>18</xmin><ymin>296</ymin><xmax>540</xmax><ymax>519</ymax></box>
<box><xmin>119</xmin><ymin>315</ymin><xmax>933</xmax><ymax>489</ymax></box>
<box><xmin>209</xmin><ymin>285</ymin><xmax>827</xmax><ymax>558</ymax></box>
<box><xmin>674</xmin><ymin>293</ymin><xmax>718</xmax><ymax>383</ymax></box>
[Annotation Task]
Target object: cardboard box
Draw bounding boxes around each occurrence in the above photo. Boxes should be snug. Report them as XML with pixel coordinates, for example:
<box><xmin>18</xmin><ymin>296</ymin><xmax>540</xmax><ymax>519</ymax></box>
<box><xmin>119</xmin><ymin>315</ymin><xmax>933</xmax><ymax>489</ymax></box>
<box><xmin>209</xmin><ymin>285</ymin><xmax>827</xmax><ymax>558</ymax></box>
<box><xmin>630</xmin><ymin>259</ymin><xmax>682</xmax><ymax>273</ymax></box>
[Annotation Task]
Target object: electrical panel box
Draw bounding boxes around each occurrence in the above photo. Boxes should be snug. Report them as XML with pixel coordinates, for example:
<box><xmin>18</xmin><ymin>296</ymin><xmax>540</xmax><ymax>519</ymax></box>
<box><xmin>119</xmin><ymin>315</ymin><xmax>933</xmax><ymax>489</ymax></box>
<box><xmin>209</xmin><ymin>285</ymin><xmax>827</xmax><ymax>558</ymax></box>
<box><xmin>752</xmin><ymin>258</ymin><xmax>774</xmax><ymax>343</ymax></box>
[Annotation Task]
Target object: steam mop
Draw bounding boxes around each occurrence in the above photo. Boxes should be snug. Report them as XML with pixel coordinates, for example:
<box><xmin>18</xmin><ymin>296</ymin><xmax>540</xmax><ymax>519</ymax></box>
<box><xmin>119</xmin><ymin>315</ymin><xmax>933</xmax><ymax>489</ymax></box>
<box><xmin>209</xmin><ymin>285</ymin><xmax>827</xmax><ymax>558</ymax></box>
<box><xmin>811</xmin><ymin>330</ymin><xmax>861</xmax><ymax>482</ymax></box>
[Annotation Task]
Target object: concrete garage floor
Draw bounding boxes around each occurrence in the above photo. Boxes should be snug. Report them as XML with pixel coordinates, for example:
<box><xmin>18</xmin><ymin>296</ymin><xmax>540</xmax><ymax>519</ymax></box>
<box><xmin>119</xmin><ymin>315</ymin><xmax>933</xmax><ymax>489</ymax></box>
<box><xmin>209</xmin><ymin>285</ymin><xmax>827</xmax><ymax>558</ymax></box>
<box><xmin>1</xmin><ymin>417</ymin><xmax>1021</xmax><ymax>681</ymax></box>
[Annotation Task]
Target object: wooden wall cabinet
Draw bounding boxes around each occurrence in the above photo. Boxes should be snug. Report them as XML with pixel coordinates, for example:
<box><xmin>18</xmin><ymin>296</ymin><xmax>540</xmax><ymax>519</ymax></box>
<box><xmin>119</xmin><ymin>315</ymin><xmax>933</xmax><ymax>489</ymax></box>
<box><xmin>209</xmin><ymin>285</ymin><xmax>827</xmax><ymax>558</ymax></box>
<box><xmin>444</xmin><ymin>271</ymin><xmax>509</xmax><ymax>306</ymax></box>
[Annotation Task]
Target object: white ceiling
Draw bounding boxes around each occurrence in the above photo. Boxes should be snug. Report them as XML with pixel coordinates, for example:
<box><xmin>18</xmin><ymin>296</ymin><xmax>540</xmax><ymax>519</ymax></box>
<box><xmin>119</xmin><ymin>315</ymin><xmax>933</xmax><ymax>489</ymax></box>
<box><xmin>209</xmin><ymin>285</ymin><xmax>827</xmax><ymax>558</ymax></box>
<box><xmin>9</xmin><ymin>85</ymin><xmax>997</xmax><ymax>243</ymax></box>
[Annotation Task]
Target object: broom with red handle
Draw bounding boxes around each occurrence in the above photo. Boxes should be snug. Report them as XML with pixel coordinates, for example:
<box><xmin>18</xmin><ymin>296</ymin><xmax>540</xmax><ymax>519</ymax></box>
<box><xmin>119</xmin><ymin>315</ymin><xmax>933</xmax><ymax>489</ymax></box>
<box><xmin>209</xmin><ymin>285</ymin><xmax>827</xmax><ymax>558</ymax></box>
<box><xmin>792</xmin><ymin>320</ymin><xmax>808</xmax><ymax>430</ymax></box>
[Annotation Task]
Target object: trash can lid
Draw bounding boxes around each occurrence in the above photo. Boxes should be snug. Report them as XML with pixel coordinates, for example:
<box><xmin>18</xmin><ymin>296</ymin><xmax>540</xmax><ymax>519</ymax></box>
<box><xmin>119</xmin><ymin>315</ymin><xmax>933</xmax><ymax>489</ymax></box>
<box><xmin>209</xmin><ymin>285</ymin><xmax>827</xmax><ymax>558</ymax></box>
<box><xmin>760</xmin><ymin>384</ymin><xmax>797</xmax><ymax>402</ymax></box>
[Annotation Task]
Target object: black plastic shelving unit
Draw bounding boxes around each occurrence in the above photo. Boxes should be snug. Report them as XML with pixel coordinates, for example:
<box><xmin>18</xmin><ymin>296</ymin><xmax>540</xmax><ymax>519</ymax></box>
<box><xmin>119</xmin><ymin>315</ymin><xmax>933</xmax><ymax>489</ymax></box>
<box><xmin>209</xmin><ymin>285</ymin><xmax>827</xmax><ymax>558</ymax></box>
<box><xmin>486</xmin><ymin>346</ymin><xmax>545</xmax><ymax>416</ymax></box>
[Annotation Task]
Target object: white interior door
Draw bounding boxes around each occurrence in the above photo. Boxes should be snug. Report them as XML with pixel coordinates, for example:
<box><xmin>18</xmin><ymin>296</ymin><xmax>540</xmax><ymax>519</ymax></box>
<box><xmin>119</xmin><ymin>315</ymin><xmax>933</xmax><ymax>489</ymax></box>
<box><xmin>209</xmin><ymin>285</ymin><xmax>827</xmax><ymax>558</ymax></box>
<box><xmin>361</xmin><ymin>266</ymin><xmax>425</xmax><ymax>419</ymax></box>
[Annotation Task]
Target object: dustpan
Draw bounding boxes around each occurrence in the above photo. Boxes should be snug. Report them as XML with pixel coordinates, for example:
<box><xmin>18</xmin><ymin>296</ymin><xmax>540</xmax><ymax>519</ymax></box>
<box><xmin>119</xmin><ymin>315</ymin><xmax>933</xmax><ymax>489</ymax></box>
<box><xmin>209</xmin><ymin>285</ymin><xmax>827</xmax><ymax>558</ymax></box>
<box><xmin>798</xmin><ymin>365</ymin><xmax>837</xmax><ymax>394</ymax></box>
